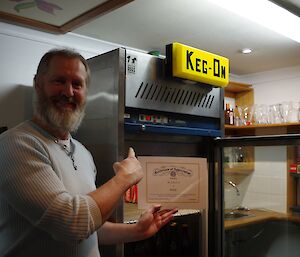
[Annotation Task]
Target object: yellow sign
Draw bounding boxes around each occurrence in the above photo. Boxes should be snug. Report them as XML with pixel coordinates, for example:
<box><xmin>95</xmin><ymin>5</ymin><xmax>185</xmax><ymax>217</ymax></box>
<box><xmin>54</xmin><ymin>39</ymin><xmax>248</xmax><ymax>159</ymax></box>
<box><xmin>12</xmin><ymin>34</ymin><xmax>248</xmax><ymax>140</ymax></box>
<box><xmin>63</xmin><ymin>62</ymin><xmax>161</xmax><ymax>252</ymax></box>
<box><xmin>170</xmin><ymin>42</ymin><xmax>229</xmax><ymax>87</ymax></box>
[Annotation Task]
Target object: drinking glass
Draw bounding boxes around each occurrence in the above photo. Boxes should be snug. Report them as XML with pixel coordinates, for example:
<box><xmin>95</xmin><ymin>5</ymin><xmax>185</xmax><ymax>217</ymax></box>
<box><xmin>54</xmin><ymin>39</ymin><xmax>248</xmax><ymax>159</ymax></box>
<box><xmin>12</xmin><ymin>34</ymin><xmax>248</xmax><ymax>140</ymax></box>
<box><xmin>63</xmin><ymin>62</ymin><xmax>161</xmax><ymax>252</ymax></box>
<box><xmin>287</xmin><ymin>102</ymin><xmax>299</xmax><ymax>123</ymax></box>
<box><xmin>268</xmin><ymin>104</ymin><xmax>283</xmax><ymax>124</ymax></box>
<box><xmin>237</xmin><ymin>105</ymin><xmax>254</xmax><ymax>126</ymax></box>
<box><xmin>280</xmin><ymin>102</ymin><xmax>290</xmax><ymax>123</ymax></box>
<box><xmin>254</xmin><ymin>104</ymin><xmax>269</xmax><ymax>124</ymax></box>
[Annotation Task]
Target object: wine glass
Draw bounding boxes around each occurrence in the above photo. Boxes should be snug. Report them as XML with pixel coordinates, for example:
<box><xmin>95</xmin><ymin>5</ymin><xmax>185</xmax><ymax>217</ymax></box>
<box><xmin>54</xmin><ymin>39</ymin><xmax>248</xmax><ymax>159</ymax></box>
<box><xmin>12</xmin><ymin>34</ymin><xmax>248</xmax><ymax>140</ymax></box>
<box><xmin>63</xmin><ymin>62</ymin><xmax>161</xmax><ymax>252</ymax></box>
<box><xmin>238</xmin><ymin>105</ymin><xmax>254</xmax><ymax>126</ymax></box>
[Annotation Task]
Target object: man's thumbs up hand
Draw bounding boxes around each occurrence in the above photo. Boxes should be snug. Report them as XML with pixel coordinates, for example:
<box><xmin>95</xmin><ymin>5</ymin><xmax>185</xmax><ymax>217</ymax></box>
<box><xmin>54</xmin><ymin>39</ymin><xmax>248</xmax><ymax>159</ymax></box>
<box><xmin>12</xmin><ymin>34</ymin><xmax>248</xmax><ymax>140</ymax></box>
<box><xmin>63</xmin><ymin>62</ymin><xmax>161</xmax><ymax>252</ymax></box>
<box><xmin>113</xmin><ymin>147</ymin><xmax>143</xmax><ymax>189</ymax></box>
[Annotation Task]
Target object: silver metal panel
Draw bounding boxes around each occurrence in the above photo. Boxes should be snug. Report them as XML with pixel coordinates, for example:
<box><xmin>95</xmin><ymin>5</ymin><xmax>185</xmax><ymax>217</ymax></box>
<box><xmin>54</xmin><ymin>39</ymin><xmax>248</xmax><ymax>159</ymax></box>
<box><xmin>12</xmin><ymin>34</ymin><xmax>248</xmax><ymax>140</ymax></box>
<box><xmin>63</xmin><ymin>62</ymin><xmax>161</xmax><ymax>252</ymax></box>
<box><xmin>75</xmin><ymin>48</ymin><xmax>126</xmax><ymax>257</ymax></box>
<box><xmin>125</xmin><ymin>49</ymin><xmax>221</xmax><ymax>118</ymax></box>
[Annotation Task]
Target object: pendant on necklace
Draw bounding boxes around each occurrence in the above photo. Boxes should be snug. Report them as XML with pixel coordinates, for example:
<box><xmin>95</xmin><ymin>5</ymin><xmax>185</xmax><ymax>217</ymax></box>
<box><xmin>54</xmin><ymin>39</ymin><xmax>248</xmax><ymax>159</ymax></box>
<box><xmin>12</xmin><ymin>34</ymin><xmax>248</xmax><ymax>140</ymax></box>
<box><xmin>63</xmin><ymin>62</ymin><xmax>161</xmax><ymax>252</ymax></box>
<box><xmin>70</xmin><ymin>155</ymin><xmax>78</xmax><ymax>170</ymax></box>
<box><xmin>54</xmin><ymin>139</ymin><xmax>78</xmax><ymax>171</ymax></box>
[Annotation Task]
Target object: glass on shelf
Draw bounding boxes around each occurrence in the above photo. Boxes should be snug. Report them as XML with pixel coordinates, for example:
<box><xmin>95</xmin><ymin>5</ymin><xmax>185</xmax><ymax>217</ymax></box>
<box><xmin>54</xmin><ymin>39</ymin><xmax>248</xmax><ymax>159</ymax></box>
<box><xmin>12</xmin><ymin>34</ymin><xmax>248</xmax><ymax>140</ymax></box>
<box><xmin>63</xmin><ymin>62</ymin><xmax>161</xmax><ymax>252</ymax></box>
<box><xmin>237</xmin><ymin>105</ymin><xmax>254</xmax><ymax>126</ymax></box>
<box><xmin>287</xmin><ymin>102</ymin><xmax>299</xmax><ymax>123</ymax></box>
<box><xmin>268</xmin><ymin>104</ymin><xmax>283</xmax><ymax>124</ymax></box>
<box><xmin>233</xmin><ymin>102</ymin><xmax>300</xmax><ymax>126</ymax></box>
<box><xmin>280</xmin><ymin>102</ymin><xmax>291</xmax><ymax>123</ymax></box>
<box><xmin>224</xmin><ymin>147</ymin><xmax>248</xmax><ymax>166</ymax></box>
<box><xmin>234</xmin><ymin>105</ymin><xmax>242</xmax><ymax>126</ymax></box>
<box><xmin>254</xmin><ymin>104</ymin><xmax>269</xmax><ymax>125</ymax></box>
<box><xmin>224</xmin><ymin>146</ymin><xmax>254</xmax><ymax>174</ymax></box>
<box><xmin>280</xmin><ymin>101</ymin><xmax>299</xmax><ymax>123</ymax></box>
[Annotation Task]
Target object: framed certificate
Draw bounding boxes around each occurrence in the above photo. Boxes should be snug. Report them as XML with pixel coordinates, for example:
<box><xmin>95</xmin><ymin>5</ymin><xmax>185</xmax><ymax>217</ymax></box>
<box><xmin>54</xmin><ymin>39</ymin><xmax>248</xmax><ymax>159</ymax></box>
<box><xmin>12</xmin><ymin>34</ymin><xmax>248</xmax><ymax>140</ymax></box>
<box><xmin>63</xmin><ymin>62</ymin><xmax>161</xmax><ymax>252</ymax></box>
<box><xmin>138</xmin><ymin>156</ymin><xmax>208</xmax><ymax>210</ymax></box>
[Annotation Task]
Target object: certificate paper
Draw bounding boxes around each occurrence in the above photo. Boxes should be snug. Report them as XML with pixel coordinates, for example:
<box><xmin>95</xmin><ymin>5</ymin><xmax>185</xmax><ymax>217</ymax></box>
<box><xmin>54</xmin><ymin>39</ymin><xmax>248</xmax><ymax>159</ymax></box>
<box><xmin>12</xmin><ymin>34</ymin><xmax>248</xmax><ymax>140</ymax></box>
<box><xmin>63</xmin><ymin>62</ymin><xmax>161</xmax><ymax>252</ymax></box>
<box><xmin>138</xmin><ymin>156</ymin><xmax>208</xmax><ymax>210</ymax></box>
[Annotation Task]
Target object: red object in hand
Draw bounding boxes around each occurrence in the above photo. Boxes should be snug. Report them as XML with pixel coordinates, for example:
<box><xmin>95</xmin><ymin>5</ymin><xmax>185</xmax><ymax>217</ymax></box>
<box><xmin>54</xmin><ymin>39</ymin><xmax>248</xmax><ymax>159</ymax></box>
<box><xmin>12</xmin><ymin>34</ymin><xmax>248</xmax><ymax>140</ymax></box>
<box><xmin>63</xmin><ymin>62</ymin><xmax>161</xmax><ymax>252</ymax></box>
<box><xmin>124</xmin><ymin>185</ymin><xmax>138</xmax><ymax>203</ymax></box>
<box><xmin>124</xmin><ymin>188</ymin><xmax>131</xmax><ymax>202</ymax></box>
<box><xmin>132</xmin><ymin>185</ymin><xmax>138</xmax><ymax>203</ymax></box>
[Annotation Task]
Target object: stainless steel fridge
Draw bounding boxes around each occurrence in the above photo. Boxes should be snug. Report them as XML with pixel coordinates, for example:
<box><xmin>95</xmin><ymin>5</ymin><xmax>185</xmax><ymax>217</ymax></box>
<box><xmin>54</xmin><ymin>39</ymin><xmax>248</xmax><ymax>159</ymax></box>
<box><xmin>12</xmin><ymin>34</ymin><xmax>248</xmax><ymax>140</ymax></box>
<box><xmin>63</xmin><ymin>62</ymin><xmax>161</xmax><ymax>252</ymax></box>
<box><xmin>75</xmin><ymin>48</ymin><xmax>224</xmax><ymax>257</ymax></box>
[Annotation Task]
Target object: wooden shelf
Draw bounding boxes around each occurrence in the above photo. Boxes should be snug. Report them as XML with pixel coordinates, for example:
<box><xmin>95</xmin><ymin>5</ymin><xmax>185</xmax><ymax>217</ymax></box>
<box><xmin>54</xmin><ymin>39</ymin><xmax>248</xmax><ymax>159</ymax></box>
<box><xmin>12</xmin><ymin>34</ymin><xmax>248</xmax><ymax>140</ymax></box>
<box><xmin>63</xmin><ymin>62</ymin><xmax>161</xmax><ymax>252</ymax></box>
<box><xmin>225</xmin><ymin>82</ymin><xmax>255</xmax><ymax>174</ymax></box>
<box><xmin>225</xmin><ymin>122</ymin><xmax>300</xmax><ymax>136</ymax></box>
<box><xmin>224</xmin><ymin>145</ymin><xmax>254</xmax><ymax>174</ymax></box>
<box><xmin>225</xmin><ymin>81</ymin><xmax>254</xmax><ymax>107</ymax></box>
<box><xmin>225</xmin><ymin>81</ymin><xmax>253</xmax><ymax>93</ymax></box>
<box><xmin>226</xmin><ymin>122</ymin><xmax>300</xmax><ymax>129</ymax></box>
<box><xmin>224</xmin><ymin>162</ymin><xmax>254</xmax><ymax>174</ymax></box>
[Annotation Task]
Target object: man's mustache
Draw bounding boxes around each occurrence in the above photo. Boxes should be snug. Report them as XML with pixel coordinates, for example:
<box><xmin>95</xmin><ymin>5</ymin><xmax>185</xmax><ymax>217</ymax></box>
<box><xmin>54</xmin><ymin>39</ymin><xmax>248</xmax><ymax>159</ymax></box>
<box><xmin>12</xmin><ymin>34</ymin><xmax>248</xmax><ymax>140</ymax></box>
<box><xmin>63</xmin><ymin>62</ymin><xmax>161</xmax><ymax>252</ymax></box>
<box><xmin>51</xmin><ymin>95</ymin><xmax>77</xmax><ymax>105</ymax></box>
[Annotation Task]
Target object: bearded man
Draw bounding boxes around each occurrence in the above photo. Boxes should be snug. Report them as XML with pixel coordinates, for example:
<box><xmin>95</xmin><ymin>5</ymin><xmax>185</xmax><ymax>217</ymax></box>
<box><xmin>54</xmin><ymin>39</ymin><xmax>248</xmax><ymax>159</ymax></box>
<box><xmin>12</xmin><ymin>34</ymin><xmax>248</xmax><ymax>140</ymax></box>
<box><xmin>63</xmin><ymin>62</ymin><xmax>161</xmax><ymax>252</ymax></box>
<box><xmin>0</xmin><ymin>49</ymin><xmax>176</xmax><ymax>257</ymax></box>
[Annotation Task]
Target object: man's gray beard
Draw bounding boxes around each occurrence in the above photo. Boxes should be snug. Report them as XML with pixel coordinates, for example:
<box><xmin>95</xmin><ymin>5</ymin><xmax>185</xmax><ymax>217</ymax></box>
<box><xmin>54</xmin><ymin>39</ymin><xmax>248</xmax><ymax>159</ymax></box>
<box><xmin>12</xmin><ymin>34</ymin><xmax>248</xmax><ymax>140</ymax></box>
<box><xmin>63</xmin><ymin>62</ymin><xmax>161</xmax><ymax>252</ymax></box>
<box><xmin>33</xmin><ymin>93</ymin><xmax>85</xmax><ymax>133</ymax></box>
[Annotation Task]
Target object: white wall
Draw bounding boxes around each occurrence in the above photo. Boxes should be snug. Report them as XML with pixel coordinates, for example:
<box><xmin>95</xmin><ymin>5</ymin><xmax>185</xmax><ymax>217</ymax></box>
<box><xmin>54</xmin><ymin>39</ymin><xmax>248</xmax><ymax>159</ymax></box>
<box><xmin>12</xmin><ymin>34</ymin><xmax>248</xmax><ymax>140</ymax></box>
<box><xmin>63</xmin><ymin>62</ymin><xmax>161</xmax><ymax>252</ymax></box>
<box><xmin>243</xmin><ymin>67</ymin><xmax>300</xmax><ymax>106</ymax></box>
<box><xmin>242</xmin><ymin>146</ymin><xmax>287</xmax><ymax>212</ymax></box>
<box><xmin>0</xmin><ymin>22</ymin><xmax>122</xmax><ymax>128</ymax></box>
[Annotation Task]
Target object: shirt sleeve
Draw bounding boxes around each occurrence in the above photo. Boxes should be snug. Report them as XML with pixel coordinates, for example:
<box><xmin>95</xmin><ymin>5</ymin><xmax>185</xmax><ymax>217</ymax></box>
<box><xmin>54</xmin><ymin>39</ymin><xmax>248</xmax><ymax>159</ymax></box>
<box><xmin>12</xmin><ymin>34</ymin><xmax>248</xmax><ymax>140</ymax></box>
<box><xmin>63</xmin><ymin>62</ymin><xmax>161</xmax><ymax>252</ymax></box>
<box><xmin>0</xmin><ymin>131</ymin><xmax>103</xmax><ymax>242</ymax></box>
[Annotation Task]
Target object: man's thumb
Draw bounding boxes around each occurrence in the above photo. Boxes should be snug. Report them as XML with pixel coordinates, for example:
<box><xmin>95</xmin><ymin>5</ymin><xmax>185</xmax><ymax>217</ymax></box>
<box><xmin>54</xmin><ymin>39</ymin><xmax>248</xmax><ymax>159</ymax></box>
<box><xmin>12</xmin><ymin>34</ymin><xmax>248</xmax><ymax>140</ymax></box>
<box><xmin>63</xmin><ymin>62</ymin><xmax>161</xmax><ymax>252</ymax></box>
<box><xmin>128</xmin><ymin>147</ymin><xmax>135</xmax><ymax>158</ymax></box>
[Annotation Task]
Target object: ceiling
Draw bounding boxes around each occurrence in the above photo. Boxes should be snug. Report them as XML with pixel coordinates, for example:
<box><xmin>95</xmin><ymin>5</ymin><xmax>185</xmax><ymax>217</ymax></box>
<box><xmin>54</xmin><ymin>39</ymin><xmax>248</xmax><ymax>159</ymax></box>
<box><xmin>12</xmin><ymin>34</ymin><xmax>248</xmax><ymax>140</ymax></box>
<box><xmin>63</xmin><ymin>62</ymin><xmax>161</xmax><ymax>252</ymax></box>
<box><xmin>1</xmin><ymin>0</ymin><xmax>300</xmax><ymax>75</ymax></box>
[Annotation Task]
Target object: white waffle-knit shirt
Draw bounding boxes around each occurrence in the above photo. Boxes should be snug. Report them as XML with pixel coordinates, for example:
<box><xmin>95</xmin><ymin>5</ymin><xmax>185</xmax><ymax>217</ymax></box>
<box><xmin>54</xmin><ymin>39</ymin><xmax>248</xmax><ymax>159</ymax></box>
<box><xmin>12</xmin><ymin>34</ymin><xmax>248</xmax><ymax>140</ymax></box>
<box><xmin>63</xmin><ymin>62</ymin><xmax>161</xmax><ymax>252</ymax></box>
<box><xmin>0</xmin><ymin>120</ymin><xmax>102</xmax><ymax>257</ymax></box>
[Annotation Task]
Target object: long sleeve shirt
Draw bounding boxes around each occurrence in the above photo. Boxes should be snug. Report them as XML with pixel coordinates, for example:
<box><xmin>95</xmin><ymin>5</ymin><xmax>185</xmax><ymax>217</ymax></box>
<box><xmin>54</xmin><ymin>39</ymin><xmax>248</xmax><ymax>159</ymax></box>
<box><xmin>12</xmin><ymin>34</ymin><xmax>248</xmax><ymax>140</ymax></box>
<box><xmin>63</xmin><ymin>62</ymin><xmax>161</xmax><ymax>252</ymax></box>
<box><xmin>0</xmin><ymin>120</ymin><xmax>102</xmax><ymax>257</ymax></box>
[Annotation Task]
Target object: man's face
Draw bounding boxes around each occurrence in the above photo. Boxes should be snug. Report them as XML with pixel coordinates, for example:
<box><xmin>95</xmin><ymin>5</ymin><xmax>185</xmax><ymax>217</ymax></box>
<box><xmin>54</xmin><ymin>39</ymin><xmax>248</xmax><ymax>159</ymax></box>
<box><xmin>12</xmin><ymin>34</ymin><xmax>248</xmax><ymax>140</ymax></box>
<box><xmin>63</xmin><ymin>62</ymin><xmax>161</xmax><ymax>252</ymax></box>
<box><xmin>35</xmin><ymin>55</ymin><xmax>88</xmax><ymax>132</ymax></box>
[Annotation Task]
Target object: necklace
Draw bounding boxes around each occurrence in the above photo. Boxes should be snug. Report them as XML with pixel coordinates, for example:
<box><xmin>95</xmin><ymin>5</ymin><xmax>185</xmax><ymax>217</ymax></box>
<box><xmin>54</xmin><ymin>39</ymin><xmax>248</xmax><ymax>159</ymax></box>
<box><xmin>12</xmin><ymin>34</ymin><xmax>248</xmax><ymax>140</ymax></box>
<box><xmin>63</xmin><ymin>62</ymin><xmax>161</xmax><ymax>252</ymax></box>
<box><xmin>54</xmin><ymin>138</ymin><xmax>78</xmax><ymax>171</ymax></box>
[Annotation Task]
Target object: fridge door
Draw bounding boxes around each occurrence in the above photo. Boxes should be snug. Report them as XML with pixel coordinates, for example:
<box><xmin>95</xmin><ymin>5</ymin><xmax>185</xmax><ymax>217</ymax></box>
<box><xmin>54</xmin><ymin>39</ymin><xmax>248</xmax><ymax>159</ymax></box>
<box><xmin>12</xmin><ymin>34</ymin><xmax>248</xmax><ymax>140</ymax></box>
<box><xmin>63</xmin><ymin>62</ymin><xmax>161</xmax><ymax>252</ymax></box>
<box><xmin>215</xmin><ymin>134</ymin><xmax>300</xmax><ymax>257</ymax></box>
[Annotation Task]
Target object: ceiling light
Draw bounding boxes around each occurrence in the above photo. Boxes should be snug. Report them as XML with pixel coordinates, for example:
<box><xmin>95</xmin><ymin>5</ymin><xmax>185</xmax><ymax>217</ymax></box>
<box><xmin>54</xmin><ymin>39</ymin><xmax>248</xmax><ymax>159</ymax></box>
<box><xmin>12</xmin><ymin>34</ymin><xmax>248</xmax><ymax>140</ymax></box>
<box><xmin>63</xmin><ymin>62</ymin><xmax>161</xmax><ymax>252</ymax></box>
<box><xmin>241</xmin><ymin>48</ymin><xmax>252</xmax><ymax>54</ymax></box>
<box><xmin>209</xmin><ymin>0</ymin><xmax>300</xmax><ymax>43</ymax></box>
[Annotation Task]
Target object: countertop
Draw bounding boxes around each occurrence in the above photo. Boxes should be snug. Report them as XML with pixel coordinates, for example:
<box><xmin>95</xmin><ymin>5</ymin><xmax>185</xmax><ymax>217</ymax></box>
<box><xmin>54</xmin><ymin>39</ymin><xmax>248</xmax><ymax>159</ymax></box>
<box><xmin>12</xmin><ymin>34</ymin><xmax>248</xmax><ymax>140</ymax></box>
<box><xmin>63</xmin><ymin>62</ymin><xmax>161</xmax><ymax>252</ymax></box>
<box><xmin>225</xmin><ymin>209</ymin><xmax>300</xmax><ymax>230</ymax></box>
<box><xmin>124</xmin><ymin>203</ymin><xmax>300</xmax><ymax>230</ymax></box>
